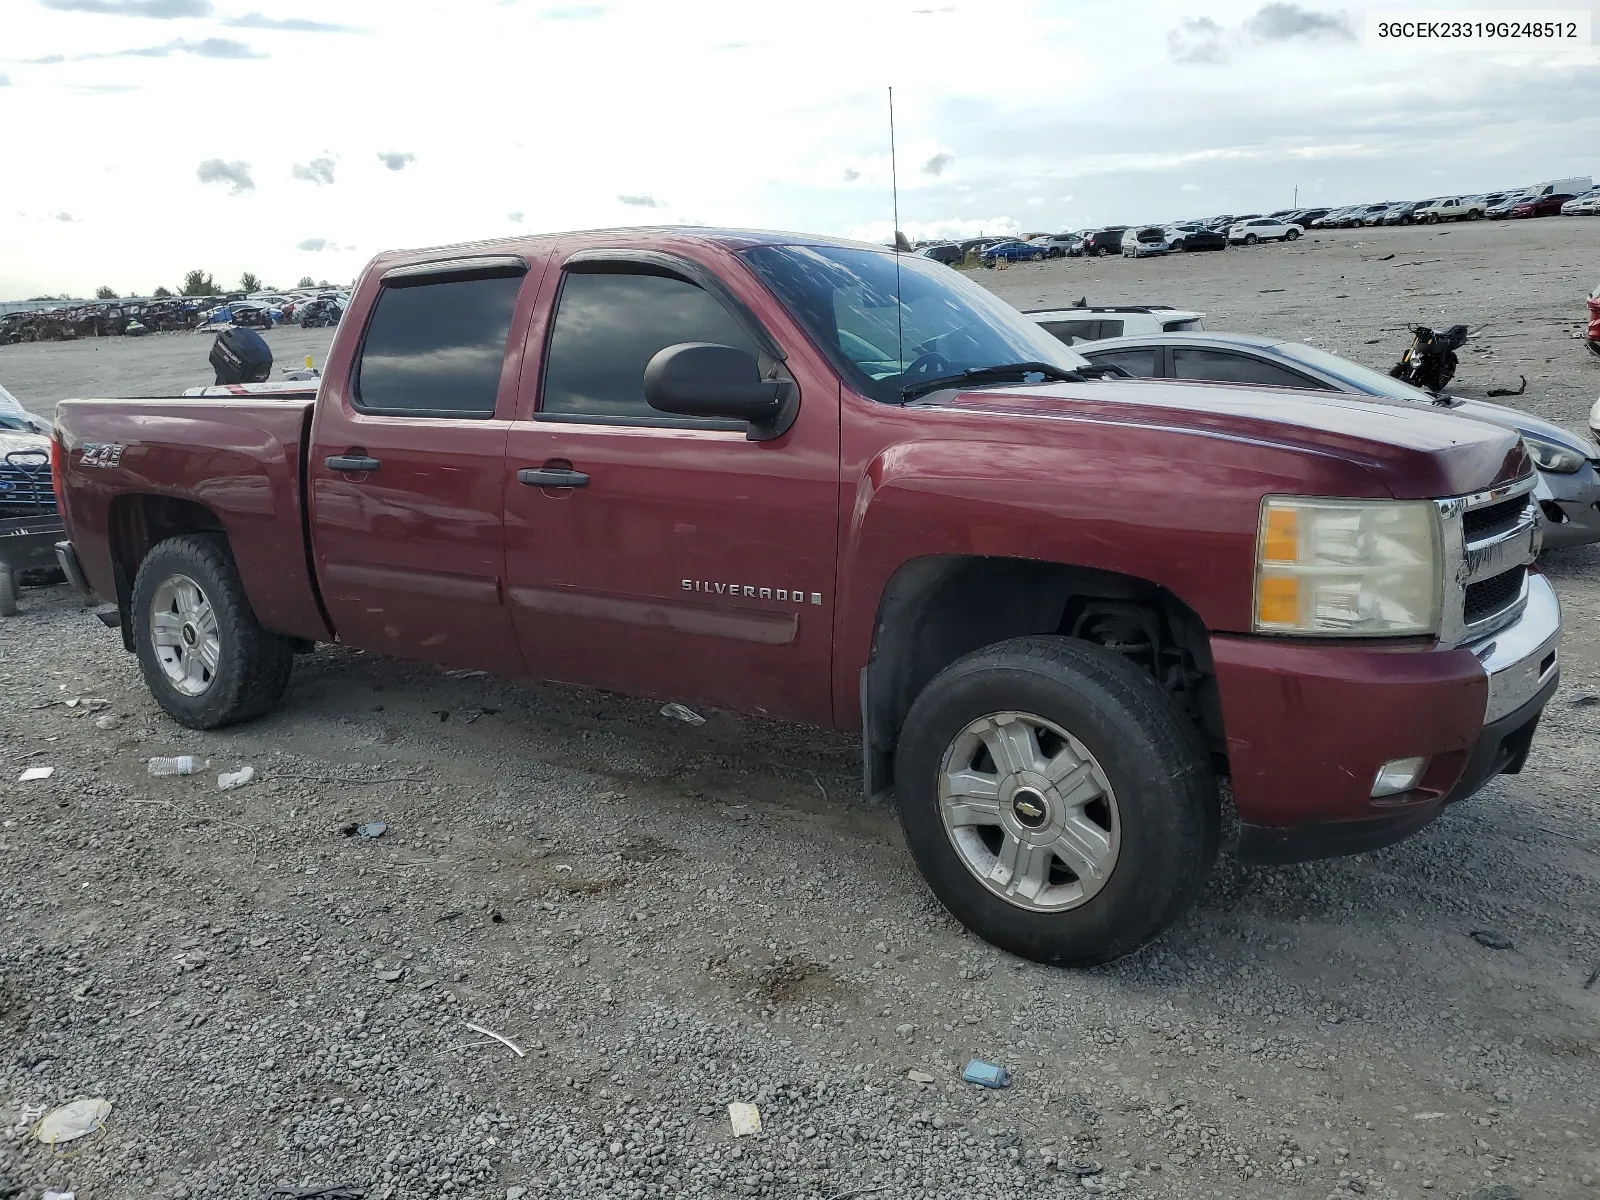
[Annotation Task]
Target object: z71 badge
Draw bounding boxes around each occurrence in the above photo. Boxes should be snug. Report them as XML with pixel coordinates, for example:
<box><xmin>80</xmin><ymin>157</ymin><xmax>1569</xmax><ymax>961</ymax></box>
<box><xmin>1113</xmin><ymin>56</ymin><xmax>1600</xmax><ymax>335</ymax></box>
<box><xmin>81</xmin><ymin>443</ymin><xmax>125</xmax><ymax>469</ymax></box>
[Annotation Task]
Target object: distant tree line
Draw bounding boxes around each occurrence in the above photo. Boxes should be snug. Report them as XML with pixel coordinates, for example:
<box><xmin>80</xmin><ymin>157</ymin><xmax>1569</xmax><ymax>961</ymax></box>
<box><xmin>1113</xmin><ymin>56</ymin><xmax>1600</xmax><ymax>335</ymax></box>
<box><xmin>78</xmin><ymin>272</ymin><xmax>333</xmax><ymax>302</ymax></box>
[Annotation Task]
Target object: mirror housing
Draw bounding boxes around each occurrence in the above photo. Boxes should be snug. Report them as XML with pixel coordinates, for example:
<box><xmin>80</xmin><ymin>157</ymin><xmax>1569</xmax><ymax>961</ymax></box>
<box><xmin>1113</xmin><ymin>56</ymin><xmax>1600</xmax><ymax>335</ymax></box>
<box><xmin>644</xmin><ymin>343</ymin><xmax>797</xmax><ymax>440</ymax></box>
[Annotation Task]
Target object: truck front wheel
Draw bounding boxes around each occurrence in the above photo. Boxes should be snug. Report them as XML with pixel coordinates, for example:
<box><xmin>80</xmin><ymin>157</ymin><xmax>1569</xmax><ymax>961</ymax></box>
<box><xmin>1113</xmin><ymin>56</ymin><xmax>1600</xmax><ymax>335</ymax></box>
<box><xmin>894</xmin><ymin>636</ymin><xmax>1217</xmax><ymax>966</ymax></box>
<box><xmin>131</xmin><ymin>534</ymin><xmax>293</xmax><ymax>729</ymax></box>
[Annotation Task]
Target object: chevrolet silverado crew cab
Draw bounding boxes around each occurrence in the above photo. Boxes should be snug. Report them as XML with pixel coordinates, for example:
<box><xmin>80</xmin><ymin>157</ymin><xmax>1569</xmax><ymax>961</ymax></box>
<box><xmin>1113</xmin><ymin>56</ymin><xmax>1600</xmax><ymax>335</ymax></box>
<box><xmin>52</xmin><ymin>228</ymin><xmax>1560</xmax><ymax>966</ymax></box>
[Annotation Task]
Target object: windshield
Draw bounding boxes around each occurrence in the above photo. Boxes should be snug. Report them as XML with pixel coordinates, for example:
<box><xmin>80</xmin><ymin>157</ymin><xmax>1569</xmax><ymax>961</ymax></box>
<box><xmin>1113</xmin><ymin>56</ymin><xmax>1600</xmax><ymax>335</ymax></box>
<box><xmin>740</xmin><ymin>243</ymin><xmax>1089</xmax><ymax>403</ymax></box>
<box><xmin>1277</xmin><ymin>343</ymin><xmax>1441</xmax><ymax>403</ymax></box>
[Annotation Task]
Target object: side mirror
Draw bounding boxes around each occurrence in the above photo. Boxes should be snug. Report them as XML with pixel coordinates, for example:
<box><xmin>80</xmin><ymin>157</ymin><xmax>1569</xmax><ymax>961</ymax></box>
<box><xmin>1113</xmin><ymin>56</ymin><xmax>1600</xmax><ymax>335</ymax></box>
<box><xmin>644</xmin><ymin>343</ymin><xmax>797</xmax><ymax>440</ymax></box>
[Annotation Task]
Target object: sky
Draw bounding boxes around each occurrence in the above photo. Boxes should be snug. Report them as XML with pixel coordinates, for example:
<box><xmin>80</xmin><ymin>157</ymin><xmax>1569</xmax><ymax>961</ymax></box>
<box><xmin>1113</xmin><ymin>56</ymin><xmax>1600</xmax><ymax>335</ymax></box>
<box><xmin>2</xmin><ymin>0</ymin><xmax>1598</xmax><ymax>300</ymax></box>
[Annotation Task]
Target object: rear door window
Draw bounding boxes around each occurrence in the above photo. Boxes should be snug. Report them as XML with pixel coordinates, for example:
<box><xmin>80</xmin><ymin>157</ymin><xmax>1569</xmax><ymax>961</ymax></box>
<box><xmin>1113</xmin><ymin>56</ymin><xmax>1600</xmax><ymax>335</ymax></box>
<box><xmin>1172</xmin><ymin>349</ymin><xmax>1320</xmax><ymax>389</ymax></box>
<box><xmin>1086</xmin><ymin>347</ymin><xmax>1159</xmax><ymax>377</ymax></box>
<box><xmin>355</xmin><ymin>274</ymin><xmax>524</xmax><ymax>417</ymax></box>
<box><xmin>1094</xmin><ymin>319</ymin><xmax>1124</xmax><ymax>338</ymax></box>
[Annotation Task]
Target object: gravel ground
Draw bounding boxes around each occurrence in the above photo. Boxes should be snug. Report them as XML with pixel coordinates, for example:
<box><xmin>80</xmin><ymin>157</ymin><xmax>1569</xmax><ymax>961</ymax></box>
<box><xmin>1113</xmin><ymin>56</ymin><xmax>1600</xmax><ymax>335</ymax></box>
<box><xmin>1</xmin><ymin>219</ymin><xmax>1598</xmax><ymax>1200</ymax></box>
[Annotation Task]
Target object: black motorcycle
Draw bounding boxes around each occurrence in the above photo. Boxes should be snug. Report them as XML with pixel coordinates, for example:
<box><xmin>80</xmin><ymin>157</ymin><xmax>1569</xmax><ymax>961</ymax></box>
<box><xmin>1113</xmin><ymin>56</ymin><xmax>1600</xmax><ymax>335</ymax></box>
<box><xmin>1389</xmin><ymin>324</ymin><xmax>1469</xmax><ymax>394</ymax></box>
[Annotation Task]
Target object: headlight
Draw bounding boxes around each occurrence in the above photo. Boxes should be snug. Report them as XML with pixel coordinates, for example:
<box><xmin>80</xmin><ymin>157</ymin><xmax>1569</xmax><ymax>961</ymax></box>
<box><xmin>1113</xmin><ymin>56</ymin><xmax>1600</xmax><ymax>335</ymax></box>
<box><xmin>1254</xmin><ymin>498</ymin><xmax>1440</xmax><ymax>636</ymax></box>
<box><xmin>1524</xmin><ymin>435</ymin><xmax>1585</xmax><ymax>475</ymax></box>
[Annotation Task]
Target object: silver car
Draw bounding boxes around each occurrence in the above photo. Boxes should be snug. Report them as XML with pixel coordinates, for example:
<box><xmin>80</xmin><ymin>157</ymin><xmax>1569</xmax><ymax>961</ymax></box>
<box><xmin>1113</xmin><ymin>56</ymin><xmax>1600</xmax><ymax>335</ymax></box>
<box><xmin>1076</xmin><ymin>332</ymin><xmax>1600</xmax><ymax>549</ymax></box>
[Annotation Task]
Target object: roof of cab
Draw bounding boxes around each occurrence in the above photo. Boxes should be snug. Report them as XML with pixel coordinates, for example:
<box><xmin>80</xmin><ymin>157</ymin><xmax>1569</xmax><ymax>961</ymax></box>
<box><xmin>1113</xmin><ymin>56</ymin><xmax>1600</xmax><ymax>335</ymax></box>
<box><xmin>364</xmin><ymin>226</ymin><xmax>889</xmax><ymax>273</ymax></box>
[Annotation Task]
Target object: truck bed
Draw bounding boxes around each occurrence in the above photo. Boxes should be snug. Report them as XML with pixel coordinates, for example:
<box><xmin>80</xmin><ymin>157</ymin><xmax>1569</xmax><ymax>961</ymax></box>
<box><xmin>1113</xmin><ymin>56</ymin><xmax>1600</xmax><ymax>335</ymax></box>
<box><xmin>54</xmin><ymin>393</ymin><xmax>330</xmax><ymax>643</ymax></box>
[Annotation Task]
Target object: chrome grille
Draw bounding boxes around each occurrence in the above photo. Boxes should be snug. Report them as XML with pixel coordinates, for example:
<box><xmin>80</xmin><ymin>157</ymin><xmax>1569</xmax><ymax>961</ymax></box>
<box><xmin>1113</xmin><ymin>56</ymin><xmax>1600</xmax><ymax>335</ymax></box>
<box><xmin>1462</xmin><ymin>495</ymin><xmax>1525</xmax><ymax>542</ymax></box>
<box><xmin>1437</xmin><ymin>474</ymin><xmax>1540</xmax><ymax>647</ymax></box>
<box><xmin>1465</xmin><ymin>566</ymin><xmax>1527</xmax><ymax>625</ymax></box>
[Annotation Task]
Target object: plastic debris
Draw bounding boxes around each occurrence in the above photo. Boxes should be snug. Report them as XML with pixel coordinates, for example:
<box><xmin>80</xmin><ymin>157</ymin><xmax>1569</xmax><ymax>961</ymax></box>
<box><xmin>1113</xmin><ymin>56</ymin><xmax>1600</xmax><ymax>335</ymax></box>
<box><xmin>357</xmin><ymin>821</ymin><xmax>387</xmax><ymax>839</ymax></box>
<box><xmin>661</xmin><ymin>702</ymin><xmax>706</xmax><ymax>726</ymax></box>
<box><xmin>218</xmin><ymin>766</ymin><xmax>257</xmax><ymax>791</ymax></box>
<box><xmin>42</xmin><ymin>1191</ymin><xmax>76</xmax><ymax>1200</ymax></box>
<box><xmin>463</xmin><ymin>1021</ymin><xmax>526</xmax><ymax>1058</ymax></box>
<box><xmin>147</xmin><ymin>756</ymin><xmax>202</xmax><ymax>777</ymax></box>
<box><xmin>961</xmin><ymin>1059</ymin><xmax>1012</xmax><ymax>1089</ymax></box>
<box><xmin>34</xmin><ymin>1097</ymin><xmax>111</xmax><ymax>1146</ymax></box>
<box><xmin>1412</xmin><ymin>1112</ymin><xmax>1447</xmax><ymax>1120</ymax></box>
<box><xmin>728</xmin><ymin>1102</ymin><xmax>762</xmax><ymax>1137</ymax></box>
<box><xmin>18</xmin><ymin>766</ymin><xmax>55</xmax><ymax>782</ymax></box>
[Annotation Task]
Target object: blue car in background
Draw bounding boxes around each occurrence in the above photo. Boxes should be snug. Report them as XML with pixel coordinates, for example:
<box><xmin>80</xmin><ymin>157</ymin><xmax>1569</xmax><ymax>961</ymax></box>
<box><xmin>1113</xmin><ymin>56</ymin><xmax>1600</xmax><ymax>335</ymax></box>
<box><xmin>979</xmin><ymin>239</ymin><xmax>1047</xmax><ymax>265</ymax></box>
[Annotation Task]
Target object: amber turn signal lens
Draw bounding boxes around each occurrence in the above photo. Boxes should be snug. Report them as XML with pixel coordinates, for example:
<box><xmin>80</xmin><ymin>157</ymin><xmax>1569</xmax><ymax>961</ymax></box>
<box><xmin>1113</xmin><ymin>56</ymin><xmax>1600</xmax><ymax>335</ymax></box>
<box><xmin>1257</xmin><ymin>575</ymin><xmax>1299</xmax><ymax>626</ymax></box>
<box><xmin>1262</xmin><ymin>506</ymin><xmax>1298</xmax><ymax>563</ymax></box>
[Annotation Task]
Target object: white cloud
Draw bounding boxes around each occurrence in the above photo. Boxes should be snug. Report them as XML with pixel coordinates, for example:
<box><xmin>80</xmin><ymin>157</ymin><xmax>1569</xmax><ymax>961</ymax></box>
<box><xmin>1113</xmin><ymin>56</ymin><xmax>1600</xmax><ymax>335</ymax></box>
<box><xmin>291</xmin><ymin>156</ymin><xmax>336</xmax><ymax>185</ymax></box>
<box><xmin>376</xmin><ymin>151</ymin><xmax>415</xmax><ymax>172</ymax></box>
<box><xmin>196</xmin><ymin>159</ymin><xmax>254</xmax><ymax>194</ymax></box>
<box><xmin>1181</xmin><ymin>182</ymin><xmax>1202</xmax><ymax>192</ymax></box>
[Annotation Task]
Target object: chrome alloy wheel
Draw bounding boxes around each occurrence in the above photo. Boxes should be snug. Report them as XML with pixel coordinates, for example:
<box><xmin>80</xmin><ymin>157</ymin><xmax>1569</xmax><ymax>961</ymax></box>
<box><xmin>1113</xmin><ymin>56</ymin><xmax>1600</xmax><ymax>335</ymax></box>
<box><xmin>150</xmin><ymin>573</ymin><xmax>220</xmax><ymax>697</ymax></box>
<box><xmin>937</xmin><ymin>711</ymin><xmax>1121</xmax><ymax>912</ymax></box>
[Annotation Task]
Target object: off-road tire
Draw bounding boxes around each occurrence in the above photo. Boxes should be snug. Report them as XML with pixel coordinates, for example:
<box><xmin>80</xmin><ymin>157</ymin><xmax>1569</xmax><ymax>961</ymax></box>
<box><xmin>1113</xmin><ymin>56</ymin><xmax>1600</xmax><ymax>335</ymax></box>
<box><xmin>131</xmin><ymin>533</ymin><xmax>293</xmax><ymax>729</ymax></box>
<box><xmin>894</xmin><ymin>635</ymin><xmax>1219</xmax><ymax>966</ymax></box>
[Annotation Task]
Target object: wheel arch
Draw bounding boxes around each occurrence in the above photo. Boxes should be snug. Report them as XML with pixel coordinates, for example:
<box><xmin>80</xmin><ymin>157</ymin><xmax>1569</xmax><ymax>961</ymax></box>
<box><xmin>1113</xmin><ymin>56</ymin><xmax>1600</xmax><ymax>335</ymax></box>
<box><xmin>859</xmin><ymin>554</ymin><xmax>1224</xmax><ymax>798</ymax></box>
<box><xmin>105</xmin><ymin>493</ymin><xmax>227</xmax><ymax>651</ymax></box>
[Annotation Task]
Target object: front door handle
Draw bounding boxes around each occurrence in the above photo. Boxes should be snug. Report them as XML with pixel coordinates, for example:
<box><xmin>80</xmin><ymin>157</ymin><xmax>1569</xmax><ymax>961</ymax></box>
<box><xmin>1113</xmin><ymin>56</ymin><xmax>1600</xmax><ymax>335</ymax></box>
<box><xmin>518</xmin><ymin>467</ymin><xmax>590</xmax><ymax>488</ymax></box>
<box><xmin>326</xmin><ymin>455</ymin><xmax>381</xmax><ymax>473</ymax></box>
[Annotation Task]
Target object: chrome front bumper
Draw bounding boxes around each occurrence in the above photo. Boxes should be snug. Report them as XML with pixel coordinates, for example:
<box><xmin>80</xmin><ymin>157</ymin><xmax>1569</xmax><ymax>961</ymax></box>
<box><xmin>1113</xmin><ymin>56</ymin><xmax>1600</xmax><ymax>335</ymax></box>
<box><xmin>1470</xmin><ymin>572</ymin><xmax>1560</xmax><ymax>724</ymax></box>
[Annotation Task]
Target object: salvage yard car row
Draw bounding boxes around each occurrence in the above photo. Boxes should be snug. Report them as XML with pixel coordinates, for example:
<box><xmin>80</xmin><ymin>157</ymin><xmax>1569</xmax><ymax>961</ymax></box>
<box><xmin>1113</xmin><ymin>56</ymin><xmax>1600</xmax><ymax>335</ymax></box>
<box><xmin>926</xmin><ymin>173</ymin><xmax>1599</xmax><ymax>269</ymax></box>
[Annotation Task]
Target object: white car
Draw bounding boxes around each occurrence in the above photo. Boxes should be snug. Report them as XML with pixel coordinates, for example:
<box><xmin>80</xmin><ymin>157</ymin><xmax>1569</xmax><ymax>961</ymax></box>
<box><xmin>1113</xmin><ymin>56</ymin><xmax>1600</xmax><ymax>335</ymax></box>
<box><xmin>1413</xmin><ymin>195</ymin><xmax>1487</xmax><ymax>223</ymax></box>
<box><xmin>1559</xmin><ymin>188</ymin><xmax>1600</xmax><ymax>215</ymax></box>
<box><xmin>1024</xmin><ymin>304</ymin><xmax>1205</xmax><ymax>345</ymax></box>
<box><xmin>1227</xmin><ymin>217</ymin><xmax>1303</xmax><ymax>245</ymax></box>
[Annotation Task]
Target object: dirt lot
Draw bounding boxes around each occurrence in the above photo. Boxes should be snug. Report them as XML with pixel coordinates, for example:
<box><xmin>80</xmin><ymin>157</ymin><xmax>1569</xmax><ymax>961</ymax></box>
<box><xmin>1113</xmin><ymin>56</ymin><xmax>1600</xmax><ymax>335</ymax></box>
<box><xmin>1</xmin><ymin>219</ymin><xmax>1598</xmax><ymax>1200</ymax></box>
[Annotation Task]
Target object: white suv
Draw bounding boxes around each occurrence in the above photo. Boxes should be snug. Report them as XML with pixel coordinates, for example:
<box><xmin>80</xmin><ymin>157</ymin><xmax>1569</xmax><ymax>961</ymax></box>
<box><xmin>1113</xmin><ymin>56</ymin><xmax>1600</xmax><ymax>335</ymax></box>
<box><xmin>1023</xmin><ymin>304</ymin><xmax>1206</xmax><ymax>346</ymax></box>
<box><xmin>1227</xmin><ymin>217</ymin><xmax>1303</xmax><ymax>245</ymax></box>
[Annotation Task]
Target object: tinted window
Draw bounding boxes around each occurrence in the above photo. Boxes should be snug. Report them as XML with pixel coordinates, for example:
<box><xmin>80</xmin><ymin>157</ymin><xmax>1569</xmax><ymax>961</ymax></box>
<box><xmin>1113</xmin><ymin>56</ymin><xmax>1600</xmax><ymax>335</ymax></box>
<box><xmin>355</xmin><ymin>274</ymin><xmax>523</xmax><ymax>416</ymax></box>
<box><xmin>540</xmin><ymin>270</ymin><xmax>760</xmax><ymax>421</ymax></box>
<box><xmin>1038</xmin><ymin>319</ymin><xmax>1098</xmax><ymax>345</ymax></box>
<box><xmin>1095</xmin><ymin>319</ymin><xmax>1124</xmax><ymax>338</ymax></box>
<box><xmin>1172</xmin><ymin>348</ymin><xmax>1318</xmax><ymax>389</ymax></box>
<box><xmin>1162</xmin><ymin>318</ymin><xmax>1202</xmax><ymax>332</ymax></box>
<box><xmin>1086</xmin><ymin>347</ymin><xmax>1159</xmax><ymax>377</ymax></box>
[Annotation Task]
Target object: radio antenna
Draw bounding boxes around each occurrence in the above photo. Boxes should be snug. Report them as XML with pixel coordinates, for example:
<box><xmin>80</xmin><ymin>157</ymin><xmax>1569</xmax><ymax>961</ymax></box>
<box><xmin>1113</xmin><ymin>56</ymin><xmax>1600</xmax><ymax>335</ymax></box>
<box><xmin>889</xmin><ymin>85</ymin><xmax>903</xmax><ymax>370</ymax></box>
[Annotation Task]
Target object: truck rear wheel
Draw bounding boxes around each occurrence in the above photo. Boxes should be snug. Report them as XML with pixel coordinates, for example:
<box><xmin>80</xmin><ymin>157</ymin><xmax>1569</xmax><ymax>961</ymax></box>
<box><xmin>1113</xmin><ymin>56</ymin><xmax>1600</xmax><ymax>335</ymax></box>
<box><xmin>131</xmin><ymin>534</ymin><xmax>293</xmax><ymax>729</ymax></box>
<box><xmin>894</xmin><ymin>636</ymin><xmax>1217</xmax><ymax>966</ymax></box>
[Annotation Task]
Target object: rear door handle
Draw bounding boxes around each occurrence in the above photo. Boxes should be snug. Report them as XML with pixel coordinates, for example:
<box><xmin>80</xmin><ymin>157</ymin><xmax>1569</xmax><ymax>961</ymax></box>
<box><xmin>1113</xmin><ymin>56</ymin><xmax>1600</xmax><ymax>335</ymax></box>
<box><xmin>518</xmin><ymin>468</ymin><xmax>590</xmax><ymax>488</ymax></box>
<box><xmin>326</xmin><ymin>455</ymin><xmax>381</xmax><ymax>473</ymax></box>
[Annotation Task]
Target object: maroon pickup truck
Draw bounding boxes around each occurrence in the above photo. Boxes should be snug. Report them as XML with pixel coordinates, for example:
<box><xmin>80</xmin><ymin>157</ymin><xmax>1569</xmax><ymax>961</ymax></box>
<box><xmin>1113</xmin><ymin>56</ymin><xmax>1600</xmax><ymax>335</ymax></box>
<box><xmin>52</xmin><ymin>228</ymin><xmax>1560</xmax><ymax>965</ymax></box>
